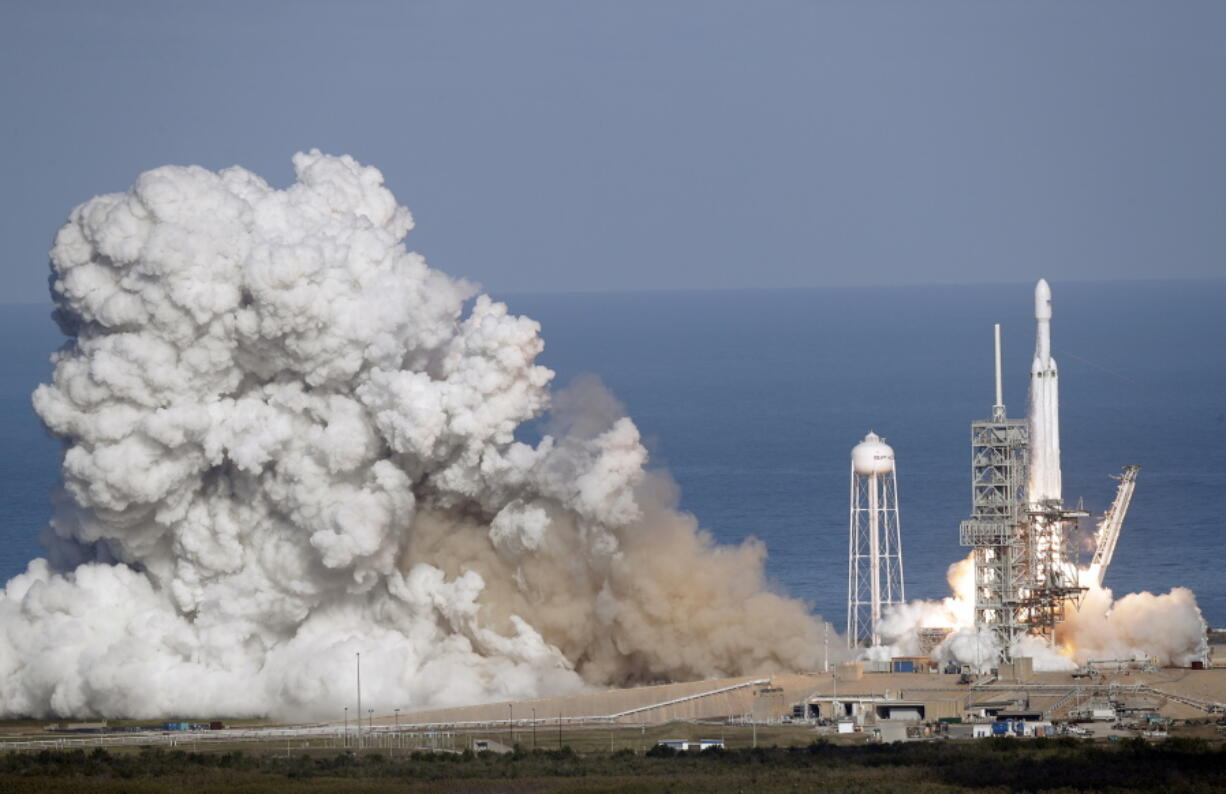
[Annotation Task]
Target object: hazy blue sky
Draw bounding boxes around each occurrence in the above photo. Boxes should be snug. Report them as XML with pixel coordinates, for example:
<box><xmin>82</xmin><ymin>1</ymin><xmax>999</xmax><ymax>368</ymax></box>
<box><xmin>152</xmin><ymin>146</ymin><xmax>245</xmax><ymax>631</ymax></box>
<box><xmin>1</xmin><ymin>0</ymin><xmax>1222</xmax><ymax>302</ymax></box>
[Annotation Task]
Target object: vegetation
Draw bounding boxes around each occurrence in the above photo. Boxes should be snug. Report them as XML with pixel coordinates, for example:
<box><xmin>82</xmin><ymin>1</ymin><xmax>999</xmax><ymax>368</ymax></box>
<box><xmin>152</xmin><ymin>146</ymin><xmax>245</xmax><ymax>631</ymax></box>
<box><xmin>1</xmin><ymin>737</ymin><xmax>1225</xmax><ymax>792</ymax></box>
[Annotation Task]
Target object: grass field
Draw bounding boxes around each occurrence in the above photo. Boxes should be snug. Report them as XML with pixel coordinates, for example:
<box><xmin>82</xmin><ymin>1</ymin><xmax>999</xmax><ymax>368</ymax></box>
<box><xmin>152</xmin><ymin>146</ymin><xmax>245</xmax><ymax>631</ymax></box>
<box><xmin>2</xmin><ymin>734</ymin><xmax>1226</xmax><ymax>792</ymax></box>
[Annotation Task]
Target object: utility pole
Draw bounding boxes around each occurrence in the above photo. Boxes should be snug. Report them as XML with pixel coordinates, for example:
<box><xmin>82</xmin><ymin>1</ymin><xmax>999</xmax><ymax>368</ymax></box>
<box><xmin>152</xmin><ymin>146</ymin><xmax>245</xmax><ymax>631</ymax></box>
<box><xmin>394</xmin><ymin>709</ymin><xmax>400</xmax><ymax>756</ymax></box>
<box><xmin>344</xmin><ymin>707</ymin><xmax>349</xmax><ymax>748</ymax></box>
<box><xmin>355</xmin><ymin>652</ymin><xmax>362</xmax><ymax>750</ymax></box>
<box><xmin>558</xmin><ymin>712</ymin><xmax>562</xmax><ymax>749</ymax></box>
<box><xmin>532</xmin><ymin>708</ymin><xmax>536</xmax><ymax>749</ymax></box>
<box><xmin>508</xmin><ymin>704</ymin><xmax>513</xmax><ymax>746</ymax></box>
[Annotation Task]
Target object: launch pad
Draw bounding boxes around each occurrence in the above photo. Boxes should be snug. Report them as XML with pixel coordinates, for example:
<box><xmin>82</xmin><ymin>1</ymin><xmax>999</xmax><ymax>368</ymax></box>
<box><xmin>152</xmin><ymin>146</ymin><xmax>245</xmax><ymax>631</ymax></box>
<box><xmin>959</xmin><ymin>281</ymin><xmax>1137</xmax><ymax>663</ymax></box>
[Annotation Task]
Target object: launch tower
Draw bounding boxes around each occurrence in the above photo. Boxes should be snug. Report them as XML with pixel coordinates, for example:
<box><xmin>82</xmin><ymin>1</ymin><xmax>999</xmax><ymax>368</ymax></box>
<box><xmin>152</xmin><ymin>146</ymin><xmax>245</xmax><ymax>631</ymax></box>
<box><xmin>847</xmin><ymin>432</ymin><xmax>905</xmax><ymax>647</ymax></box>
<box><xmin>958</xmin><ymin>324</ymin><xmax>1029</xmax><ymax>661</ymax></box>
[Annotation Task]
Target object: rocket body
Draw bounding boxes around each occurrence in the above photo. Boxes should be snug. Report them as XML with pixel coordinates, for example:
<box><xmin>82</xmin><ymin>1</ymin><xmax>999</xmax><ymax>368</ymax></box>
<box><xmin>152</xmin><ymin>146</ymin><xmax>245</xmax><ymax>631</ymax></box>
<box><xmin>1028</xmin><ymin>279</ymin><xmax>1061</xmax><ymax>505</ymax></box>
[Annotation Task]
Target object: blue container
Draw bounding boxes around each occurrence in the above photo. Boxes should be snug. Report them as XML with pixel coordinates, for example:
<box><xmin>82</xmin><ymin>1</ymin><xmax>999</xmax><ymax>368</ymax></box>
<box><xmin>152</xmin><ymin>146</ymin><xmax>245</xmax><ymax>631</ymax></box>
<box><xmin>892</xmin><ymin>660</ymin><xmax>915</xmax><ymax>673</ymax></box>
<box><xmin>992</xmin><ymin>722</ymin><xmax>1008</xmax><ymax>735</ymax></box>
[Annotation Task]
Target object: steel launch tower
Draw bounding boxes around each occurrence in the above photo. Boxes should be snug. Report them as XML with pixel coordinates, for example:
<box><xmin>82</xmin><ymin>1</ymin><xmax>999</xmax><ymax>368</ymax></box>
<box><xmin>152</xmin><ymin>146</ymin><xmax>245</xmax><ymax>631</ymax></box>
<box><xmin>847</xmin><ymin>432</ymin><xmax>905</xmax><ymax>647</ymax></box>
<box><xmin>958</xmin><ymin>324</ymin><xmax>1030</xmax><ymax>658</ymax></box>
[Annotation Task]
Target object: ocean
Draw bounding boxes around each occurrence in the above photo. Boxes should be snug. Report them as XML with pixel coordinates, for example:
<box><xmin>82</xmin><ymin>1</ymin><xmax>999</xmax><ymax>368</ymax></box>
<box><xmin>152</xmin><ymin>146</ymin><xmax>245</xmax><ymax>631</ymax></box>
<box><xmin>2</xmin><ymin>279</ymin><xmax>1223</xmax><ymax>627</ymax></box>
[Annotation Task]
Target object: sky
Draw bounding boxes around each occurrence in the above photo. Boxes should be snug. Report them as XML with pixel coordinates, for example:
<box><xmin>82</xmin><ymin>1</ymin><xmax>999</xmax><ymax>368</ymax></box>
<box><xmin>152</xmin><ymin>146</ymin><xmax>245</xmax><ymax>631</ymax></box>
<box><xmin>1</xmin><ymin>0</ymin><xmax>1222</xmax><ymax>302</ymax></box>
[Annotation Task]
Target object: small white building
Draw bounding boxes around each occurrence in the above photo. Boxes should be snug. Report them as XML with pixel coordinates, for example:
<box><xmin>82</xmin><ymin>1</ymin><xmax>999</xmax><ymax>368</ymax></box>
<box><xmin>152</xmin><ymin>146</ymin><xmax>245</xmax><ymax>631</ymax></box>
<box><xmin>947</xmin><ymin>723</ymin><xmax>995</xmax><ymax>739</ymax></box>
<box><xmin>656</xmin><ymin>739</ymin><xmax>726</xmax><ymax>751</ymax></box>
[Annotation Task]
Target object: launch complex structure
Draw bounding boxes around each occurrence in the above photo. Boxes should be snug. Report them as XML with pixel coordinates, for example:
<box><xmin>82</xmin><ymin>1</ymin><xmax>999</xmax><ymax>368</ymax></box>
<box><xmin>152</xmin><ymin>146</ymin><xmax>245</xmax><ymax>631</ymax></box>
<box><xmin>844</xmin><ymin>280</ymin><xmax>1139</xmax><ymax>660</ymax></box>
<box><xmin>958</xmin><ymin>280</ymin><xmax>1139</xmax><ymax>662</ymax></box>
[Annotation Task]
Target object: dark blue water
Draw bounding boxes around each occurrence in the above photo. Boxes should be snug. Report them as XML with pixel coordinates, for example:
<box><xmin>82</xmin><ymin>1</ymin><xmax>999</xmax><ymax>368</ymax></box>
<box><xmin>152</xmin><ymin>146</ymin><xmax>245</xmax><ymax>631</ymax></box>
<box><xmin>2</xmin><ymin>280</ymin><xmax>1224</xmax><ymax>626</ymax></box>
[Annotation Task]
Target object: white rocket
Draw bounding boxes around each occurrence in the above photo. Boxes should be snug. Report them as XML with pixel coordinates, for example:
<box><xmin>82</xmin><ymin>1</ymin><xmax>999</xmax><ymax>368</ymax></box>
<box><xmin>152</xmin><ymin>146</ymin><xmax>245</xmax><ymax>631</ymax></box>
<box><xmin>1028</xmin><ymin>278</ymin><xmax>1061</xmax><ymax>506</ymax></box>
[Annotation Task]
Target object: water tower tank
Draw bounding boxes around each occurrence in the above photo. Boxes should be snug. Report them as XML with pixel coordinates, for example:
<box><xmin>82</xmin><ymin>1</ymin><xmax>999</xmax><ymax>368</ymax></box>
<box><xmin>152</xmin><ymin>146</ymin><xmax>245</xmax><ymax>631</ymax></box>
<box><xmin>851</xmin><ymin>431</ymin><xmax>894</xmax><ymax>476</ymax></box>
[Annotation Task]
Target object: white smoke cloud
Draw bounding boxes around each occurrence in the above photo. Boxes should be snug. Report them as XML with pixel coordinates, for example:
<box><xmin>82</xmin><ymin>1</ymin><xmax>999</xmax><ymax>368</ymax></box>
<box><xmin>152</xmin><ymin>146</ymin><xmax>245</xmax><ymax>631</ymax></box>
<box><xmin>0</xmin><ymin>152</ymin><xmax>821</xmax><ymax>719</ymax></box>
<box><xmin>871</xmin><ymin>556</ymin><xmax>1206</xmax><ymax>672</ymax></box>
<box><xmin>1057</xmin><ymin>585</ymin><xmax>1207</xmax><ymax>668</ymax></box>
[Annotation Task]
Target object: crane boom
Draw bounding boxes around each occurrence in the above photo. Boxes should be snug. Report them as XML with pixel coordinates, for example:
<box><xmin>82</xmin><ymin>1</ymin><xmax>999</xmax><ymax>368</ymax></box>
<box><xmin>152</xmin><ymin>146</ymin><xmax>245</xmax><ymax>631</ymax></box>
<box><xmin>1087</xmin><ymin>465</ymin><xmax>1140</xmax><ymax>588</ymax></box>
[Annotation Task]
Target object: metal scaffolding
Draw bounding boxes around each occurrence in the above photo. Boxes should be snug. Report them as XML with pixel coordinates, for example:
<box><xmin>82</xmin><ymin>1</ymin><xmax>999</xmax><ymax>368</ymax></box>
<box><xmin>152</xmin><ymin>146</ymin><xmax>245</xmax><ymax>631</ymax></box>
<box><xmin>959</xmin><ymin>411</ymin><xmax>1029</xmax><ymax>662</ymax></box>
<box><xmin>958</xmin><ymin>325</ymin><xmax>1031</xmax><ymax>662</ymax></box>
<box><xmin>1018</xmin><ymin>500</ymin><xmax>1087</xmax><ymax>642</ymax></box>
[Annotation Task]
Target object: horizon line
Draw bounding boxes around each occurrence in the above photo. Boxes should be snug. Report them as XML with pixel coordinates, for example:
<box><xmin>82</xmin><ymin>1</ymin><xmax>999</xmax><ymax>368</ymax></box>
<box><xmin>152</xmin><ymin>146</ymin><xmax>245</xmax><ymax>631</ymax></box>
<box><xmin>2</xmin><ymin>274</ymin><xmax>1223</xmax><ymax>306</ymax></box>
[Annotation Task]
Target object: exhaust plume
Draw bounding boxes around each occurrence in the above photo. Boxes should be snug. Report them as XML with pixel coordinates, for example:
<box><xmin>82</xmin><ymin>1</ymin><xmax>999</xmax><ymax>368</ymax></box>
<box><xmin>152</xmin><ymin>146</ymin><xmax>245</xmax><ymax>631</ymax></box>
<box><xmin>872</xmin><ymin>558</ymin><xmax>1206</xmax><ymax>670</ymax></box>
<box><xmin>0</xmin><ymin>152</ymin><xmax>821</xmax><ymax>719</ymax></box>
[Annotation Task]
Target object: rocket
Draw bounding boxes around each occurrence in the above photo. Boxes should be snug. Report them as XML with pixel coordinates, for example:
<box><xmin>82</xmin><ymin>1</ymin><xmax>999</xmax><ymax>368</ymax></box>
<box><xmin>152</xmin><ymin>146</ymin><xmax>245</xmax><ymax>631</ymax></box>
<box><xmin>1027</xmin><ymin>278</ymin><xmax>1061</xmax><ymax>506</ymax></box>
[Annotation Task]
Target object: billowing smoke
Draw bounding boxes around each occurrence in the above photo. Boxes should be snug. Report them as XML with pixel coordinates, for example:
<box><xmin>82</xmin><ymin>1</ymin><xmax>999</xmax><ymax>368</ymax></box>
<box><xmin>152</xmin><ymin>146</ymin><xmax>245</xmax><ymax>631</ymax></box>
<box><xmin>1058</xmin><ymin>585</ymin><xmax>1207</xmax><ymax>668</ymax></box>
<box><xmin>0</xmin><ymin>152</ymin><xmax>823</xmax><ymax>719</ymax></box>
<box><xmin>872</xmin><ymin>552</ymin><xmax>1206</xmax><ymax>670</ymax></box>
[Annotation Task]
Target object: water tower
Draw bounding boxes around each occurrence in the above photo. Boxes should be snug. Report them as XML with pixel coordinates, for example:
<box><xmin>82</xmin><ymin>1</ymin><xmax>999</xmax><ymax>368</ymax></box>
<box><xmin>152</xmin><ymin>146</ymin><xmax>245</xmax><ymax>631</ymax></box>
<box><xmin>847</xmin><ymin>431</ymin><xmax>906</xmax><ymax>647</ymax></box>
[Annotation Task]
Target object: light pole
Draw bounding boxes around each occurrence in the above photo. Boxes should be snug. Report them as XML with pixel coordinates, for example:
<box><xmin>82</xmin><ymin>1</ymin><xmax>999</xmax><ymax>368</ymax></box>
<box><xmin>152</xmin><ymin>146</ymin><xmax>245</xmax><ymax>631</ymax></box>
<box><xmin>832</xmin><ymin>669</ymin><xmax>838</xmax><ymax>724</ymax></box>
<box><xmin>508</xmin><ymin>704</ymin><xmax>513</xmax><ymax>746</ymax></box>
<box><xmin>532</xmin><ymin>708</ymin><xmax>536</xmax><ymax>750</ymax></box>
<box><xmin>355</xmin><ymin>652</ymin><xmax>362</xmax><ymax>749</ymax></box>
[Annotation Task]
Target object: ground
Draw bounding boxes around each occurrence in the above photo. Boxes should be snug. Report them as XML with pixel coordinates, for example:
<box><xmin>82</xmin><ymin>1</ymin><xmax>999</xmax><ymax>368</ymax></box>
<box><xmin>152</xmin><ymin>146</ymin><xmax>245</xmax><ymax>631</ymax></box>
<box><xmin>7</xmin><ymin>667</ymin><xmax>1226</xmax><ymax>790</ymax></box>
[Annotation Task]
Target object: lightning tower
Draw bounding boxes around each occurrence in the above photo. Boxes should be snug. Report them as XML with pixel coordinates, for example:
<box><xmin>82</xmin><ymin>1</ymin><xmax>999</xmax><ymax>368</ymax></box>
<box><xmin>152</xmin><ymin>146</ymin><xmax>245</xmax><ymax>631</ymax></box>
<box><xmin>847</xmin><ymin>432</ymin><xmax>905</xmax><ymax>647</ymax></box>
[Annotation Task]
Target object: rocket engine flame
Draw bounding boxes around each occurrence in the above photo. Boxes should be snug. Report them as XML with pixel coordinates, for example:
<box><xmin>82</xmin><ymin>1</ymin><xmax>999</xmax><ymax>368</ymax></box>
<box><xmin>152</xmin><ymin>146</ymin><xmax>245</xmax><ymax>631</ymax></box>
<box><xmin>0</xmin><ymin>152</ymin><xmax>824</xmax><ymax>719</ymax></box>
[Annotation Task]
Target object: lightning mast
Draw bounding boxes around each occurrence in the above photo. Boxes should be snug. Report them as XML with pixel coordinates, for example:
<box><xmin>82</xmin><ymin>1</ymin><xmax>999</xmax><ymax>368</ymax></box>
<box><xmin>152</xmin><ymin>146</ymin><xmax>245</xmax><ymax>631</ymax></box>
<box><xmin>847</xmin><ymin>432</ymin><xmax>905</xmax><ymax>647</ymax></box>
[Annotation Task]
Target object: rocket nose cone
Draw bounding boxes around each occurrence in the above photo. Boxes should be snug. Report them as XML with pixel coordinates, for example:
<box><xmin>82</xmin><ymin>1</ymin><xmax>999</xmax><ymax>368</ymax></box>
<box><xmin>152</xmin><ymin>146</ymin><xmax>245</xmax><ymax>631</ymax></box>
<box><xmin>1035</xmin><ymin>279</ymin><xmax>1052</xmax><ymax>320</ymax></box>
